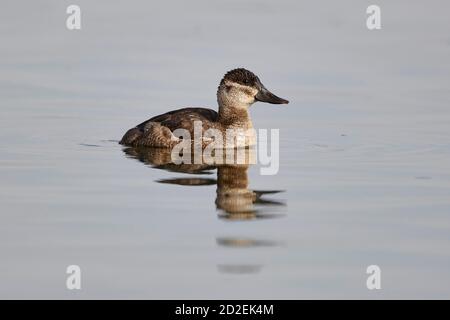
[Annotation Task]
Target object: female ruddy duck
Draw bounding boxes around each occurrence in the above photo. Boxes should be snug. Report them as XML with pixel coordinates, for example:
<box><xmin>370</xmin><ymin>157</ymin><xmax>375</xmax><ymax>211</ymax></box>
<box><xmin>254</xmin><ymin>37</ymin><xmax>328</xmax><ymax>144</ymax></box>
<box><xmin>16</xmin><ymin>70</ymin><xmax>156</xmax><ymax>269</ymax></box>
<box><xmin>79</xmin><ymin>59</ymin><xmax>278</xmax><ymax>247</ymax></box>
<box><xmin>119</xmin><ymin>68</ymin><xmax>289</xmax><ymax>148</ymax></box>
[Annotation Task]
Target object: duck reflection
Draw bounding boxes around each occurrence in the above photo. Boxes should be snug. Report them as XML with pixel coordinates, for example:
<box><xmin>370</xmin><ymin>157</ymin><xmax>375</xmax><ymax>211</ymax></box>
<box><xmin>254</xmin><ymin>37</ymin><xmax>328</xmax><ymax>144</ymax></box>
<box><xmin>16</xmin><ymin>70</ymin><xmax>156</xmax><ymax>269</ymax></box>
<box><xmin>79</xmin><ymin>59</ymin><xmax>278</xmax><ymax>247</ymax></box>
<box><xmin>122</xmin><ymin>146</ymin><xmax>285</xmax><ymax>220</ymax></box>
<box><xmin>216</xmin><ymin>237</ymin><xmax>281</xmax><ymax>248</ymax></box>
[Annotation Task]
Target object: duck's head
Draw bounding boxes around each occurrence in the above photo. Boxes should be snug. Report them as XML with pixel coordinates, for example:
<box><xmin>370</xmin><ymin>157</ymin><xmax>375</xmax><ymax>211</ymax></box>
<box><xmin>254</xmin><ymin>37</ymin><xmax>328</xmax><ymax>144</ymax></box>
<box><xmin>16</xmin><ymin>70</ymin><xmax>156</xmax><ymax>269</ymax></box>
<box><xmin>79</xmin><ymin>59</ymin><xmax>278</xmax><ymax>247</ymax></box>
<box><xmin>217</xmin><ymin>68</ymin><xmax>289</xmax><ymax>109</ymax></box>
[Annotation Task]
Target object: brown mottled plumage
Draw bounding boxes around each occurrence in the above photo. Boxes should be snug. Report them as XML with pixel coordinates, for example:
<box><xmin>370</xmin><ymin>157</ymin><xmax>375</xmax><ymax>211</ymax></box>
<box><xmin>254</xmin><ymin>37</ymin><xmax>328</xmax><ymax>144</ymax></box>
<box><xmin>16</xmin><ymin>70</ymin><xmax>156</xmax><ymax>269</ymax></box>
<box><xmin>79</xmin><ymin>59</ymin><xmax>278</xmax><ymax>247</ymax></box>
<box><xmin>119</xmin><ymin>68</ymin><xmax>289</xmax><ymax>148</ymax></box>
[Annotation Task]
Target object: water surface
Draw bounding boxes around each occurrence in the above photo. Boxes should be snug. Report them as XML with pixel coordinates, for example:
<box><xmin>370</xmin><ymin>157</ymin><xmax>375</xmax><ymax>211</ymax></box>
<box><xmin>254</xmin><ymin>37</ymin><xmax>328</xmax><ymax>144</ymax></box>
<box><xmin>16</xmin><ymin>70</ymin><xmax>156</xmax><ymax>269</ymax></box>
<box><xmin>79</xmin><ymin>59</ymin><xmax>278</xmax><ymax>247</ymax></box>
<box><xmin>1</xmin><ymin>0</ymin><xmax>450</xmax><ymax>298</ymax></box>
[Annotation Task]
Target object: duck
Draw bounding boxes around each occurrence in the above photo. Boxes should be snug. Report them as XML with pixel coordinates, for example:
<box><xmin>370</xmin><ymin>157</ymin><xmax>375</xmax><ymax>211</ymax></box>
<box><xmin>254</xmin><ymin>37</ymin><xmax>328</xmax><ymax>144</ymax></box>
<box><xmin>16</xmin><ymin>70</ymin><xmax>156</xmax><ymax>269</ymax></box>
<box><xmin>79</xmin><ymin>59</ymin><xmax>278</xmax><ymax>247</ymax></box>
<box><xmin>119</xmin><ymin>68</ymin><xmax>289</xmax><ymax>148</ymax></box>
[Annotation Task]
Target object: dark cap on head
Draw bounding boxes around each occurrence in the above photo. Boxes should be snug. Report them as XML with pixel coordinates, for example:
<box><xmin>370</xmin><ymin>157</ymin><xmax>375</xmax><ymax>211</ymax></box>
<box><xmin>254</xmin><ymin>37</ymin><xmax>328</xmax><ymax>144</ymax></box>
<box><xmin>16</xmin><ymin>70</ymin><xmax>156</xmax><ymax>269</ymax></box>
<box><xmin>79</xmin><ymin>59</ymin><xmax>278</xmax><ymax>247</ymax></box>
<box><xmin>220</xmin><ymin>68</ymin><xmax>259</xmax><ymax>87</ymax></box>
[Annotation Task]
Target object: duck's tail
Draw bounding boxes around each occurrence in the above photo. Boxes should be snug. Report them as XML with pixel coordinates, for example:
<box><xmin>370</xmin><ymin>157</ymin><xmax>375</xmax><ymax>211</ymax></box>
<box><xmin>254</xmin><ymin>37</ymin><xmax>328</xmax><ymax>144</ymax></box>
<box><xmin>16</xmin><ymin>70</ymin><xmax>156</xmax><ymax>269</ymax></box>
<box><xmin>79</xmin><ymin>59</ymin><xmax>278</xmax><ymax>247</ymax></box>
<box><xmin>119</xmin><ymin>122</ymin><xmax>180</xmax><ymax>148</ymax></box>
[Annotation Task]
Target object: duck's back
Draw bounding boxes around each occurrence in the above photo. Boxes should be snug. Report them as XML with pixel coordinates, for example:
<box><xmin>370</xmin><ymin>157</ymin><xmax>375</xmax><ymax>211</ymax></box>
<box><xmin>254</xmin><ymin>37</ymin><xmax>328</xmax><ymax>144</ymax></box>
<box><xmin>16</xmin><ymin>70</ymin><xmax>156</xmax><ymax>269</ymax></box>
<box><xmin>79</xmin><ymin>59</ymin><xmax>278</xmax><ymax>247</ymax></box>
<box><xmin>120</xmin><ymin>107</ymin><xmax>218</xmax><ymax>147</ymax></box>
<box><xmin>139</xmin><ymin>107</ymin><xmax>218</xmax><ymax>132</ymax></box>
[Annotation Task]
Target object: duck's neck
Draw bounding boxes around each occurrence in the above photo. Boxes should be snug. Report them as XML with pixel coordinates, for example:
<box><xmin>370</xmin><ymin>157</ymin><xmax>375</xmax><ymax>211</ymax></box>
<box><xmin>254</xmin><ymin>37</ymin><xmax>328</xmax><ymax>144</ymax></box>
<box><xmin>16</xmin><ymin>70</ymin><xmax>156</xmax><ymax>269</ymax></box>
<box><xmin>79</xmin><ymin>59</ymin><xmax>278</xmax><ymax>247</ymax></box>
<box><xmin>217</xmin><ymin>103</ymin><xmax>256</xmax><ymax>147</ymax></box>
<box><xmin>218</xmin><ymin>104</ymin><xmax>253</xmax><ymax>129</ymax></box>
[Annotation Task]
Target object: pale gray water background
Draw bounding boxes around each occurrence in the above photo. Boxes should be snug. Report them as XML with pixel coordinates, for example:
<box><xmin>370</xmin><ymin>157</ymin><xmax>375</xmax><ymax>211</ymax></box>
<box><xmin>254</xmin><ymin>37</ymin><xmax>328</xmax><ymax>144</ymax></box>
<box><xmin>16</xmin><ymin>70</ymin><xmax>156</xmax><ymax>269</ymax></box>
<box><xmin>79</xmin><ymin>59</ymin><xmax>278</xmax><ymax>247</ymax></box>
<box><xmin>1</xmin><ymin>0</ymin><xmax>450</xmax><ymax>299</ymax></box>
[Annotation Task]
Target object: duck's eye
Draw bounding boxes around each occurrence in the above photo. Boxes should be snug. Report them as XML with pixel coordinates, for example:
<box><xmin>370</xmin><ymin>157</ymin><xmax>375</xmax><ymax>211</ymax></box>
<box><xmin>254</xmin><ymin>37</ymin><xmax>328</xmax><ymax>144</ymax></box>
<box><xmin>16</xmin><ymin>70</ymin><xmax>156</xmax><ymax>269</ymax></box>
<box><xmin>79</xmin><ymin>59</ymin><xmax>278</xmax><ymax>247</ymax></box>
<box><xmin>225</xmin><ymin>85</ymin><xmax>232</xmax><ymax>91</ymax></box>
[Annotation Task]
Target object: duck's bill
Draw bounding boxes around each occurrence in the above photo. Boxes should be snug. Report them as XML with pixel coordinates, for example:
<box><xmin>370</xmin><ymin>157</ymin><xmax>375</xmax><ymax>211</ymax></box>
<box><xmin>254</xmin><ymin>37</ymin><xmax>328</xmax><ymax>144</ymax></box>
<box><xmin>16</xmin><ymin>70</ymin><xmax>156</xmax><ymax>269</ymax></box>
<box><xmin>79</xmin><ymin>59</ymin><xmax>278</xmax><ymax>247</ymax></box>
<box><xmin>255</xmin><ymin>86</ymin><xmax>289</xmax><ymax>104</ymax></box>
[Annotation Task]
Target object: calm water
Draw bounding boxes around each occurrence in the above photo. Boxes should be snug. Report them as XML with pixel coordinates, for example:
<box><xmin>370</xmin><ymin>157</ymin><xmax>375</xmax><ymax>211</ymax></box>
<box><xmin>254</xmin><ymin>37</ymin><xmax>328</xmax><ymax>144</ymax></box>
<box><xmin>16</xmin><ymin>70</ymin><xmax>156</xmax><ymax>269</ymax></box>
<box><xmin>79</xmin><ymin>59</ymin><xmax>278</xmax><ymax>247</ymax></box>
<box><xmin>1</xmin><ymin>1</ymin><xmax>450</xmax><ymax>299</ymax></box>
